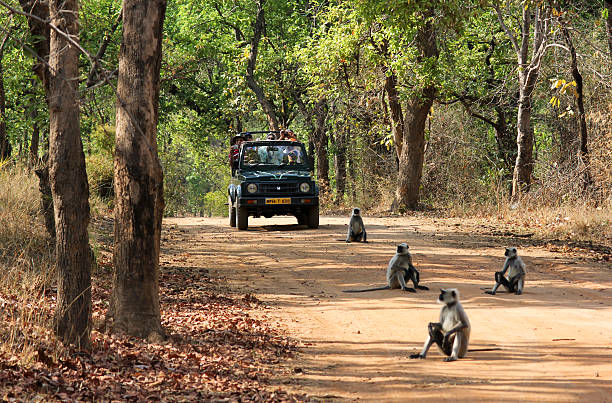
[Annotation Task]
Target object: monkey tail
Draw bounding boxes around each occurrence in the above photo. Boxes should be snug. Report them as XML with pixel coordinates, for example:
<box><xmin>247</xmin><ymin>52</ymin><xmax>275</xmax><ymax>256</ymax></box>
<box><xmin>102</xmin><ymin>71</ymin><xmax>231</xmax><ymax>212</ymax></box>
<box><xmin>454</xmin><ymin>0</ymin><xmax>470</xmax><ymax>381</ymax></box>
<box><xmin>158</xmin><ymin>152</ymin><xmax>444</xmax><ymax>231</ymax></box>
<box><xmin>468</xmin><ymin>348</ymin><xmax>502</xmax><ymax>352</ymax></box>
<box><xmin>342</xmin><ymin>286</ymin><xmax>391</xmax><ymax>293</ymax></box>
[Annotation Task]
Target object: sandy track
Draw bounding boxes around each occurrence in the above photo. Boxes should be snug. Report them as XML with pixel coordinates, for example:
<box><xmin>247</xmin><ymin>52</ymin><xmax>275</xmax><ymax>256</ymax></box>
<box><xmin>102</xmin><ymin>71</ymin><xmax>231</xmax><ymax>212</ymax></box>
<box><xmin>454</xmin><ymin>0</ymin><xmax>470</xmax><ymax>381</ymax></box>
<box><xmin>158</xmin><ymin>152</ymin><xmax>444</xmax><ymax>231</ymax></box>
<box><xmin>161</xmin><ymin>215</ymin><xmax>612</xmax><ymax>402</ymax></box>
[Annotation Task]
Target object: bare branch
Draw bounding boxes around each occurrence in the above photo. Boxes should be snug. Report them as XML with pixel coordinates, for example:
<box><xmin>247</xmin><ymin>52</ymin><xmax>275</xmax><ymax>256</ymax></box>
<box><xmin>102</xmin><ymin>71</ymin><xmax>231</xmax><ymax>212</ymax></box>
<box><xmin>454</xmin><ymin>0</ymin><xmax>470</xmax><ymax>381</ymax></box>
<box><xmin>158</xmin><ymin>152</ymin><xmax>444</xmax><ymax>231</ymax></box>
<box><xmin>494</xmin><ymin>3</ymin><xmax>519</xmax><ymax>56</ymax></box>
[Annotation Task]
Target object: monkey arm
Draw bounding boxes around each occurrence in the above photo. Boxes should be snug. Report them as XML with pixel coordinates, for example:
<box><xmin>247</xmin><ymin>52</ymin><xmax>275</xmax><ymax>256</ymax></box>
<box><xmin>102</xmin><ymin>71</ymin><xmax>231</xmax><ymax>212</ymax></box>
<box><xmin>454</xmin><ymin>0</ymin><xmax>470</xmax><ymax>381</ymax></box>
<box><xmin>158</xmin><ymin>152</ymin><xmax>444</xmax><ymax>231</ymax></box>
<box><xmin>500</xmin><ymin>258</ymin><xmax>510</xmax><ymax>275</ymax></box>
<box><xmin>444</xmin><ymin>322</ymin><xmax>468</xmax><ymax>337</ymax></box>
<box><xmin>345</xmin><ymin>222</ymin><xmax>352</xmax><ymax>242</ymax></box>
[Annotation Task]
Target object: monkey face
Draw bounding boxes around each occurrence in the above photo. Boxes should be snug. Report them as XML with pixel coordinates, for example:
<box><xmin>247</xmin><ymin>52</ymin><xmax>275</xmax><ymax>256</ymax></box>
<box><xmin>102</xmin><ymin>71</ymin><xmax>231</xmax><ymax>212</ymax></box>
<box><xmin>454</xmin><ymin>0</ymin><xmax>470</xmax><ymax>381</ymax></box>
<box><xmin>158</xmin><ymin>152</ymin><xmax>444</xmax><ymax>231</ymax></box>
<box><xmin>396</xmin><ymin>243</ymin><xmax>409</xmax><ymax>254</ymax></box>
<box><xmin>438</xmin><ymin>289</ymin><xmax>457</xmax><ymax>304</ymax></box>
<box><xmin>353</xmin><ymin>208</ymin><xmax>360</xmax><ymax>215</ymax></box>
<box><xmin>505</xmin><ymin>247</ymin><xmax>517</xmax><ymax>258</ymax></box>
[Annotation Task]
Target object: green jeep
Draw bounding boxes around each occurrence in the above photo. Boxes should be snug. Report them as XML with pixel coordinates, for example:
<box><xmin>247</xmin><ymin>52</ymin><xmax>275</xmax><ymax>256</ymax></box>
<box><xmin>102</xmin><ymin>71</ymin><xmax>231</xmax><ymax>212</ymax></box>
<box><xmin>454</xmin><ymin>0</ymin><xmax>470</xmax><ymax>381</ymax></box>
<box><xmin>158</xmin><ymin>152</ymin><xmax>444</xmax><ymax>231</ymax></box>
<box><xmin>227</xmin><ymin>136</ymin><xmax>319</xmax><ymax>230</ymax></box>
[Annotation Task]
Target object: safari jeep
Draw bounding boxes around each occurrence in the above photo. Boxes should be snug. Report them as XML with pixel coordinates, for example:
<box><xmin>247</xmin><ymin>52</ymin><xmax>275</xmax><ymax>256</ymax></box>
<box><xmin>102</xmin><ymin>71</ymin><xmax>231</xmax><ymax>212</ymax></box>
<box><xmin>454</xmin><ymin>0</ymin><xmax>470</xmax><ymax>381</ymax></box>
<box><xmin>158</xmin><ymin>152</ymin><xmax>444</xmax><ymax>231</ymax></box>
<box><xmin>228</xmin><ymin>139</ymin><xmax>319</xmax><ymax>230</ymax></box>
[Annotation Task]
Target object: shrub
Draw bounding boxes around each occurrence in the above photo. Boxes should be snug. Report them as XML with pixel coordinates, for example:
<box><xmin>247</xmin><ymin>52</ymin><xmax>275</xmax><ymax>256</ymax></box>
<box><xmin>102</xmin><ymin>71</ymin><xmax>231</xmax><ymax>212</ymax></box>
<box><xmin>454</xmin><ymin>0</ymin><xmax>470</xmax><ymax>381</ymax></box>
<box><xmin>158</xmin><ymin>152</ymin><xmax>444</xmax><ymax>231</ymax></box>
<box><xmin>86</xmin><ymin>153</ymin><xmax>114</xmax><ymax>200</ymax></box>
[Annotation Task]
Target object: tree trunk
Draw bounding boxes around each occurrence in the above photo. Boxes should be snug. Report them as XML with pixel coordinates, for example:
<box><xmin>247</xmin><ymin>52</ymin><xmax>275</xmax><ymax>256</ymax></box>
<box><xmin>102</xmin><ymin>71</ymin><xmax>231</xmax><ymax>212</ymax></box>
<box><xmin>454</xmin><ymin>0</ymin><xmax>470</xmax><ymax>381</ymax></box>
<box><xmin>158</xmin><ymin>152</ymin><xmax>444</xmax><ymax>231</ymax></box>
<box><xmin>384</xmin><ymin>72</ymin><xmax>404</xmax><ymax>160</ymax></box>
<box><xmin>34</xmin><ymin>156</ymin><xmax>55</xmax><ymax>239</ymax></box>
<box><xmin>110</xmin><ymin>0</ymin><xmax>166</xmax><ymax>340</ymax></box>
<box><xmin>390</xmin><ymin>13</ymin><xmax>437</xmax><ymax>211</ymax></box>
<box><xmin>48</xmin><ymin>0</ymin><xmax>92</xmax><ymax>347</ymax></box>
<box><xmin>606</xmin><ymin>0</ymin><xmax>612</xmax><ymax>57</ymax></box>
<box><xmin>245</xmin><ymin>0</ymin><xmax>279</xmax><ymax>131</ymax></box>
<box><xmin>395</xmin><ymin>91</ymin><xmax>434</xmax><ymax>210</ymax></box>
<box><xmin>512</xmin><ymin>84</ymin><xmax>535</xmax><ymax>195</ymax></box>
<box><xmin>0</xmin><ymin>61</ymin><xmax>9</xmax><ymax>160</ymax></box>
<box><xmin>496</xmin><ymin>3</ymin><xmax>549</xmax><ymax>199</ymax></box>
<box><xmin>313</xmin><ymin>99</ymin><xmax>329</xmax><ymax>192</ymax></box>
<box><xmin>20</xmin><ymin>0</ymin><xmax>55</xmax><ymax>236</ymax></box>
<box><xmin>561</xmin><ymin>20</ymin><xmax>591</xmax><ymax>188</ymax></box>
<box><xmin>29</xmin><ymin>120</ymin><xmax>40</xmax><ymax>168</ymax></box>
<box><xmin>334</xmin><ymin>128</ymin><xmax>347</xmax><ymax>204</ymax></box>
<box><xmin>19</xmin><ymin>0</ymin><xmax>51</xmax><ymax>95</ymax></box>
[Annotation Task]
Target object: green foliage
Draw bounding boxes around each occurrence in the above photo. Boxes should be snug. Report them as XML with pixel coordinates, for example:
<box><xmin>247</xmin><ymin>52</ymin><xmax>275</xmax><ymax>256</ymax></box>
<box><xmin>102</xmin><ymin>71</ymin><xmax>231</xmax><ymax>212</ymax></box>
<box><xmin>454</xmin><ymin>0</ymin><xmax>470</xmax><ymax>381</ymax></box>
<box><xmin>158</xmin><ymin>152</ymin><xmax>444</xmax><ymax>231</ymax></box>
<box><xmin>89</xmin><ymin>125</ymin><xmax>116</xmax><ymax>156</ymax></box>
<box><xmin>86</xmin><ymin>153</ymin><xmax>114</xmax><ymax>200</ymax></box>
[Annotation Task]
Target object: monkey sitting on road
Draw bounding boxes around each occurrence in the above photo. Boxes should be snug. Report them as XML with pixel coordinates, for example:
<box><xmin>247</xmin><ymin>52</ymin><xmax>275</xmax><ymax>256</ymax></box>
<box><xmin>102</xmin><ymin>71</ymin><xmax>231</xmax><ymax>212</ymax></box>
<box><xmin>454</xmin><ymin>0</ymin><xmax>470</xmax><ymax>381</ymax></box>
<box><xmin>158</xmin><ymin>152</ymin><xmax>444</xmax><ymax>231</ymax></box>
<box><xmin>410</xmin><ymin>288</ymin><xmax>470</xmax><ymax>362</ymax></box>
<box><xmin>346</xmin><ymin>207</ymin><xmax>367</xmax><ymax>243</ymax></box>
<box><xmin>343</xmin><ymin>243</ymin><xmax>429</xmax><ymax>293</ymax></box>
<box><xmin>483</xmin><ymin>247</ymin><xmax>526</xmax><ymax>295</ymax></box>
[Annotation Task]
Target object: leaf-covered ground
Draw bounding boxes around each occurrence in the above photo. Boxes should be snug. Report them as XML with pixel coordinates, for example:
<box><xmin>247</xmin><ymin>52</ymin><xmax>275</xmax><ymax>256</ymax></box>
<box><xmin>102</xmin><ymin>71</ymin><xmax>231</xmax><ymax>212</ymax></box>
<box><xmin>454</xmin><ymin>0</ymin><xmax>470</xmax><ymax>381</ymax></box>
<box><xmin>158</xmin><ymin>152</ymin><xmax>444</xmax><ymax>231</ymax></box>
<box><xmin>0</xmin><ymin>220</ymin><xmax>308</xmax><ymax>402</ymax></box>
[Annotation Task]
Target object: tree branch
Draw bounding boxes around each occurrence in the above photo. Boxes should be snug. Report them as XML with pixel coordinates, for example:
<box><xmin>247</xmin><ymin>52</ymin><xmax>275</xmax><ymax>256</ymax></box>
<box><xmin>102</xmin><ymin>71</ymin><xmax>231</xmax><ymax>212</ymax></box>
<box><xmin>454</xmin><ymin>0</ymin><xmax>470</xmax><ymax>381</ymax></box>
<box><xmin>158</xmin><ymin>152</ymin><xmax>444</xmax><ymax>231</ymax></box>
<box><xmin>494</xmin><ymin>4</ymin><xmax>519</xmax><ymax>56</ymax></box>
<box><xmin>0</xmin><ymin>0</ymin><xmax>94</xmax><ymax>64</ymax></box>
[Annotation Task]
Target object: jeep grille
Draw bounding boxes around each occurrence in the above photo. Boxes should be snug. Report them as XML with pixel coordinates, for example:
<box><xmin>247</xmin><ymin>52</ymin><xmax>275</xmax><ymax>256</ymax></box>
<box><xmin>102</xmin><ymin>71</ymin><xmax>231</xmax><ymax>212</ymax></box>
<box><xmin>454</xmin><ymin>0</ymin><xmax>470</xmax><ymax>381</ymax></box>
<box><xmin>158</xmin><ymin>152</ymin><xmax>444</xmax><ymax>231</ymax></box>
<box><xmin>259</xmin><ymin>183</ymin><xmax>298</xmax><ymax>194</ymax></box>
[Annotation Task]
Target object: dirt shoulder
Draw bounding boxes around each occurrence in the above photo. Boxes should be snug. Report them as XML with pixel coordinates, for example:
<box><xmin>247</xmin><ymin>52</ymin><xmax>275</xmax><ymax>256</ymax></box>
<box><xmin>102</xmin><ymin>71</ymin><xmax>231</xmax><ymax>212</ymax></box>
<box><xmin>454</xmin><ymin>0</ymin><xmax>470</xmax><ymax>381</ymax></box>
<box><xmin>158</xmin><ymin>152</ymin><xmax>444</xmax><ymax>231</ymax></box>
<box><xmin>163</xmin><ymin>215</ymin><xmax>612</xmax><ymax>402</ymax></box>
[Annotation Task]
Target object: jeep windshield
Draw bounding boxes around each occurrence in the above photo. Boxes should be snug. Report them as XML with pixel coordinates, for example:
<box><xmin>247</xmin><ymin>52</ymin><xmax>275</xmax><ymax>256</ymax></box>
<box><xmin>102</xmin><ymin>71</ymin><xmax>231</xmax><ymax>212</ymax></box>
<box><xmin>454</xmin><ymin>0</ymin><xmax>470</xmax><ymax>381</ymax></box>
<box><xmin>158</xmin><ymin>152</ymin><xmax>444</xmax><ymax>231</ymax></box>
<box><xmin>239</xmin><ymin>142</ymin><xmax>308</xmax><ymax>170</ymax></box>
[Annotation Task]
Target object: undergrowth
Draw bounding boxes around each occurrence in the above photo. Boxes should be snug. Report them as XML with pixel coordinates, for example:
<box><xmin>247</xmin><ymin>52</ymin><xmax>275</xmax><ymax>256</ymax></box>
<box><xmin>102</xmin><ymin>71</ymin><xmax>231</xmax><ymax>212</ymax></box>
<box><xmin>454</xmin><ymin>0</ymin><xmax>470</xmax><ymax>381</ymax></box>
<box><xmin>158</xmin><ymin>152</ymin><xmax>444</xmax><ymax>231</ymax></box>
<box><xmin>0</xmin><ymin>165</ymin><xmax>58</xmax><ymax>363</ymax></box>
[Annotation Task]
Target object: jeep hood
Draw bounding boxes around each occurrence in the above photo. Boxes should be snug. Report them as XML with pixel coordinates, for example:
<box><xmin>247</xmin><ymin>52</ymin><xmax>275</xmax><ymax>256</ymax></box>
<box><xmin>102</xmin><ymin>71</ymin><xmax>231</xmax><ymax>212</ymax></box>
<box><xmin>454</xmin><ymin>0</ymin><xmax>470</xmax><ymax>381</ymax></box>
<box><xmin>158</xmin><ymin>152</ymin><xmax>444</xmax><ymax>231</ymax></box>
<box><xmin>240</xmin><ymin>170</ymin><xmax>311</xmax><ymax>181</ymax></box>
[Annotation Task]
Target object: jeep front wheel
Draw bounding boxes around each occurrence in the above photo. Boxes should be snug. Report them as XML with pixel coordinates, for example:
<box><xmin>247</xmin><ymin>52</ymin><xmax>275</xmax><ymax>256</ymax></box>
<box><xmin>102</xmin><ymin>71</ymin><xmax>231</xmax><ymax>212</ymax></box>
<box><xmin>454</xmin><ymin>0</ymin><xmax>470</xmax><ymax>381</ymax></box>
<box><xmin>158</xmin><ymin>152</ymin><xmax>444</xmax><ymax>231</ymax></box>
<box><xmin>306</xmin><ymin>206</ymin><xmax>319</xmax><ymax>229</ymax></box>
<box><xmin>229</xmin><ymin>197</ymin><xmax>236</xmax><ymax>227</ymax></box>
<box><xmin>237</xmin><ymin>206</ymin><xmax>249</xmax><ymax>230</ymax></box>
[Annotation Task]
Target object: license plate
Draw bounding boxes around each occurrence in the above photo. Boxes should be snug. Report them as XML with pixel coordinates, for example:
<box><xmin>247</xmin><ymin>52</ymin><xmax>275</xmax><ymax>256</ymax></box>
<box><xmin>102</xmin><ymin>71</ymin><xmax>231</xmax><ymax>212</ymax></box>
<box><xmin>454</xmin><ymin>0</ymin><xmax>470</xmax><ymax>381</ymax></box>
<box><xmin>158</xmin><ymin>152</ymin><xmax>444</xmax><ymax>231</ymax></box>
<box><xmin>265</xmin><ymin>198</ymin><xmax>291</xmax><ymax>205</ymax></box>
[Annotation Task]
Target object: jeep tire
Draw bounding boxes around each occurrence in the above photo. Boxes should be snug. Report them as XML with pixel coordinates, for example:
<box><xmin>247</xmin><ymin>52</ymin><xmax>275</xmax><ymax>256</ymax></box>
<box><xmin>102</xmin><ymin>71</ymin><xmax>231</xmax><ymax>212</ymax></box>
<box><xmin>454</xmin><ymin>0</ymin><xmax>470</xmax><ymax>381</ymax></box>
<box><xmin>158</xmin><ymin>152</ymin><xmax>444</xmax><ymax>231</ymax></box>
<box><xmin>237</xmin><ymin>205</ymin><xmax>249</xmax><ymax>230</ymax></box>
<box><xmin>306</xmin><ymin>206</ymin><xmax>319</xmax><ymax>229</ymax></box>
<box><xmin>229</xmin><ymin>197</ymin><xmax>236</xmax><ymax>227</ymax></box>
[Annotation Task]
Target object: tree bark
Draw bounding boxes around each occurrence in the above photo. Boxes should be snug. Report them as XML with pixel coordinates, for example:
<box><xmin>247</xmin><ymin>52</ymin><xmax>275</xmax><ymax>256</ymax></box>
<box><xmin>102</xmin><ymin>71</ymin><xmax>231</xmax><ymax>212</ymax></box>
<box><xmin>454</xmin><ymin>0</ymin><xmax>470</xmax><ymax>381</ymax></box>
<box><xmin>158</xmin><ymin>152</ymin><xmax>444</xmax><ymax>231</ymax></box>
<box><xmin>334</xmin><ymin>127</ymin><xmax>347</xmax><ymax>204</ymax></box>
<box><xmin>34</xmin><ymin>155</ymin><xmax>55</xmax><ymax>239</ymax></box>
<box><xmin>48</xmin><ymin>0</ymin><xmax>92</xmax><ymax>347</ymax></box>
<box><xmin>110</xmin><ymin>0</ymin><xmax>166</xmax><ymax>340</ymax></box>
<box><xmin>245</xmin><ymin>0</ymin><xmax>279</xmax><ymax>131</ymax></box>
<box><xmin>312</xmin><ymin>99</ymin><xmax>329</xmax><ymax>191</ymax></box>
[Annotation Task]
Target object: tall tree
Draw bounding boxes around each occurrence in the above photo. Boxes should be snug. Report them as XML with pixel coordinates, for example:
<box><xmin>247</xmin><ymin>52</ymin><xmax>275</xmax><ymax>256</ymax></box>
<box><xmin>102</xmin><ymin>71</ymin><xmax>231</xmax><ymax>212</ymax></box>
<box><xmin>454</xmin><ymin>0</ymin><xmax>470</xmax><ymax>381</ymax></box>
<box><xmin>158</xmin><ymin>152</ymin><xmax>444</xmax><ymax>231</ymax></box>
<box><xmin>495</xmin><ymin>2</ymin><xmax>550</xmax><ymax>198</ymax></box>
<box><xmin>48</xmin><ymin>0</ymin><xmax>92</xmax><ymax>347</ymax></box>
<box><xmin>110</xmin><ymin>0</ymin><xmax>166</xmax><ymax>339</ymax></box>
<box><xmin>17</xmin><ymin>0</ymin><xmax>55</xmax><ymax>237</ymax></box>
<box><xmin>246</xmin><ymin>0</ymin><xmax>279</xmax><ymax>131</ymax></box>
<box><xmin>558</xmin><ymin>7</ymin><xmax>591</xmax><ymax>188</ymax></box>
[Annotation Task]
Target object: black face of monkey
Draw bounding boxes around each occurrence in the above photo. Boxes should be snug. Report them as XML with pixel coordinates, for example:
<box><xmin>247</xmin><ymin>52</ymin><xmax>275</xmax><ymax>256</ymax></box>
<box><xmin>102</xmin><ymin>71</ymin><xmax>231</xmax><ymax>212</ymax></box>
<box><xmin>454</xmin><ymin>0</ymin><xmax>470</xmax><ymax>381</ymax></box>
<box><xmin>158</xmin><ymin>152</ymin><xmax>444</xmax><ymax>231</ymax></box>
<box><xmin>396</xmin><ymin>243</ymin><xmax>409</xmax><ymax>254</ymax></box>
<box><xmin>353</xmin><ymin>208</ymin><xmax>360</xmax><ymax>215</ymax></box>
<box><xmin>505</xmin><ymin>247</ymin><xmax>517</xmax><ymax>258</ymax></box>
<box><xmin>438</xmin><ymin>289</ymin><xmax>457</xmax><ymax>304</ymax></box>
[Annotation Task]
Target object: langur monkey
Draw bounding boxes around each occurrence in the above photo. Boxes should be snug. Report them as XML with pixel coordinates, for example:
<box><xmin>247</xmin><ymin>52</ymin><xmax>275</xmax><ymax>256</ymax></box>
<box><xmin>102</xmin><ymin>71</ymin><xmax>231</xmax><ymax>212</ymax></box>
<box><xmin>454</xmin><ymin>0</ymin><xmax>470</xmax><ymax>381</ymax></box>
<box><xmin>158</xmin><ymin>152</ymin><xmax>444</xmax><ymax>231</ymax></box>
<box><xmin>484</xmin><ymin>247</ymin><xmax>526</xmax><ymax>295</ymax></box>
<box><xmin>343</xmin><ymin>243</ymin><xmax>429</xmax><ymax>293</ymax></box>
<box><xmin>346</xmin><ymin>207</ymin><xmax>367</xmax><ymax>243</ymax></box>
<box><xmin>410</xmin><ymin>289</ymin><xmax>470</xmax><ymax>362</ymax></box>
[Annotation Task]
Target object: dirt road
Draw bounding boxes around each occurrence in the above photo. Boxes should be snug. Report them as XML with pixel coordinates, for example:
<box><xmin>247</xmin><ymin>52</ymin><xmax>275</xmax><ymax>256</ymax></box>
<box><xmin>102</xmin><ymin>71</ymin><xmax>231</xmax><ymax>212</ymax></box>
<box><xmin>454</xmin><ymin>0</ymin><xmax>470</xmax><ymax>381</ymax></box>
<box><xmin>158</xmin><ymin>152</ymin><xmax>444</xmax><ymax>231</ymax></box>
<box><xmin>162</xmin><ymin>215</ymin><xmax>612</xmax><ymax>402</ymax></box>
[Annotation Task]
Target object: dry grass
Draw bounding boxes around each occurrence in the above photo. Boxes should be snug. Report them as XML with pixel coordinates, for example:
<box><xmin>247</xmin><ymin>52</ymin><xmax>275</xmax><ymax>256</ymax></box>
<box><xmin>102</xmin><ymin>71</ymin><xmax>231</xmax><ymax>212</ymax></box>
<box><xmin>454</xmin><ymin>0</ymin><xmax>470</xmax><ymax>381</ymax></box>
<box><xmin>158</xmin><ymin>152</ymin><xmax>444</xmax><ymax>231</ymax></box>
<box><xmin>0</xmin><ymin>165</ymin><xmax>59</xmax><ymax>363</ymax></box>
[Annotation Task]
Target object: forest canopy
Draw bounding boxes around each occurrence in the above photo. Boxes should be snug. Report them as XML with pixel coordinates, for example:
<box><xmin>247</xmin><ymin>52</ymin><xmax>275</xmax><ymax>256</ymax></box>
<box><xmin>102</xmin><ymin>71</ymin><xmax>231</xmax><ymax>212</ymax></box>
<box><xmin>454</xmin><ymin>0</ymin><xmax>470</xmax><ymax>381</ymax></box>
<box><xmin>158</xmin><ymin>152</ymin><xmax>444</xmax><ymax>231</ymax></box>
<box><xmin>0</xmin><ymin>0</ymin><xmax>610</xmax><ymax>215</ymax></box>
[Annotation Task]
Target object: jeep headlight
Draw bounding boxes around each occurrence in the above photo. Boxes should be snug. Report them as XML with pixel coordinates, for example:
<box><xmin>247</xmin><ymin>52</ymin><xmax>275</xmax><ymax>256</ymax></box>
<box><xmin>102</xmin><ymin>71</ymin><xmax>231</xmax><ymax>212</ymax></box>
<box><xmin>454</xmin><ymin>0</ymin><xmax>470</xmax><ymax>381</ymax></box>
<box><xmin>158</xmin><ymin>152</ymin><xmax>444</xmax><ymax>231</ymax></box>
<box><xmin>246</xmin><ymin>183</ymin><xmax>258</xmax><ymax>193</ymax></box>
<box><xmin>299</xmin><ymin>182</ymin><xmax>310</xmax><ymax>193</ymax></box>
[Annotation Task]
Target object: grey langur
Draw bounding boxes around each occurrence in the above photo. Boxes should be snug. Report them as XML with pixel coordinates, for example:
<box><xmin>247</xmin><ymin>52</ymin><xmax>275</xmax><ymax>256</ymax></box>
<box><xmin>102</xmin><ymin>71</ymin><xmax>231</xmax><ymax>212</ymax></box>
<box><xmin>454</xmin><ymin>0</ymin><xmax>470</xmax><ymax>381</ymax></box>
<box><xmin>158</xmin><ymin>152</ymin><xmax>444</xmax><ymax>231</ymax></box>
<box><xmin>484</xmin><ymin>247</ymin><xmax>526</xmax><ymax>295</ymax></box>
<box><xmin>410</xmin><ymin>289</ymin><xmax>470</xmax><ymax>362</ymax></box>
<box><xmin>346</xmin><ymin>207</ymin><xmax>367</xmax><ymax>243</ymax></box>
<box><xmin>343</xmin><ymin>243</ymin><xmax>429</xmax><ymax>293</ymax></box>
